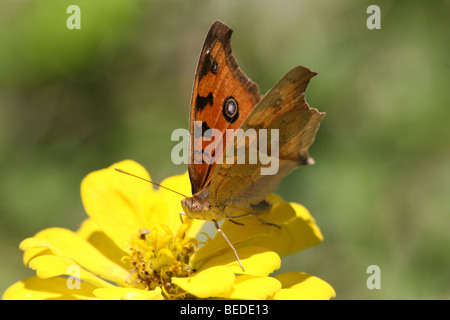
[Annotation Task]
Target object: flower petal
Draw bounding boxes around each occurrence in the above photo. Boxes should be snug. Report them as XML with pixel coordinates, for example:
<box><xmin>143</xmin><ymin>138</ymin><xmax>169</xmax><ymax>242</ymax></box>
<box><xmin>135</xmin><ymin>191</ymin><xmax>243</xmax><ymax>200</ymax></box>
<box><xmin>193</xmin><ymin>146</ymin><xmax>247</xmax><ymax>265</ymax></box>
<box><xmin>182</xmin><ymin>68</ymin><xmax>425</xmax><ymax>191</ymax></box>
<box><xmin>272</xmin><ymin>272</ymin><xmax>336</xmax><ymax>300</ymax></box>
<box><xmin>268</xmin><ymin>202</ymin><xmax>324</xmax><ymax>256</ymax></box>
<box><xmin>194</xmin><ymin>246</ymin><xmax>281</xmax><ymax>277</ymax></box>
<box><xmin>227</xmin><ymin>275</ymin><xmax>282</xmax><ymax>300</ymax></box>
<box><xmin>20</xmin><ymin>227</ymin><xmax>129</xmax><ymax>285</ymax></box>
<box><xmin>246</xmin><ymin>201</ymin><xmax>324</xmax><ymax>256</ymax></box>
<box><xmin>192</xmin><ymin>222</ymin><xmax>272</xmax><ymax>266</ymax></box>
<box><xmin>2</xmin><ymin>277</ymin><xmax>98</xmax><ymax>300</ymax></box>
<box><xmin>93</xmin><ymin>287</ymin><xmax>164</xmax><ymax>300</ymax></box>
<box><xmin>171</xmin><ymin>266</ymin><xmax>235</xmax><ymax>298</ymax></box>
<box><xmin>233</xmin><ymin>201</ymin><xmax>323</xmax><ymax>257</ymax></box>
<box><xmin>77</xmin><ymin>219</ymin><xmax>129</xmax><ymax>268</ymax></box>
<box><xmin>193</xmin><ymin>196</ymin><xmax>322</xmax><ymax>265</ymax></box>
<box><xmin>28</xmin><ymin>255</ymin><xmax>114</xmax><ymax>289</ymax></box>
<box><xmin>157</xmin><ymin>172</ymin><xmax>205</xmax><ymax>238</ymax></box>
<box><xmin>81</xmin><ymin>160</ymin><xmax>157</xmax><ymax>252</ymax></box>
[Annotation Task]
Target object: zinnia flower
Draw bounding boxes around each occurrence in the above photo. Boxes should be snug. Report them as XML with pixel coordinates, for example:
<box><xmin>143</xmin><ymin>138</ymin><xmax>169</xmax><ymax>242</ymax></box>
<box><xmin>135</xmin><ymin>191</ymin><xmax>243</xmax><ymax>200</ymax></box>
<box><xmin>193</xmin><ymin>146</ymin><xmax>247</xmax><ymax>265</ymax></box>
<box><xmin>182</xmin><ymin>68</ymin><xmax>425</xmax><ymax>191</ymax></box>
<box><xmin>2</xmin><ymin>160</ymin><xmax>335</xmax><ymax>300</ymax></box>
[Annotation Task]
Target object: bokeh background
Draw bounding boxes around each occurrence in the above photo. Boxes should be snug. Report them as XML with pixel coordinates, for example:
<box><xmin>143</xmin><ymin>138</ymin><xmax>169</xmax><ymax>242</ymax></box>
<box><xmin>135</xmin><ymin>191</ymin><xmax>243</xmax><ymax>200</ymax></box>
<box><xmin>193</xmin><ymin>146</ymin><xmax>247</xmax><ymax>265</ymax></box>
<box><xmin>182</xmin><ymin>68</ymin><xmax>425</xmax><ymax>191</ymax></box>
<box><xmin>0</xmin><ymin>0</ymin><xmax>449</xmax><ymax>299</ymax></box>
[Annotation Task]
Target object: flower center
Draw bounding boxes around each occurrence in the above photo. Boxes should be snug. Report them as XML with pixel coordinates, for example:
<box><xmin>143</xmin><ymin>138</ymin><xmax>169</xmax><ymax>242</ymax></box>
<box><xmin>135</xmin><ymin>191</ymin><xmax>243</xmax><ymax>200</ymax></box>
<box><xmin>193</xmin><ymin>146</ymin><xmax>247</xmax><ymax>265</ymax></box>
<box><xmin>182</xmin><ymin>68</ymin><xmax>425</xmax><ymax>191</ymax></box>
<box><xmin>125</xmin><ymin>222</ymin><xmax>198</xmax><ymax>299</ymax></box>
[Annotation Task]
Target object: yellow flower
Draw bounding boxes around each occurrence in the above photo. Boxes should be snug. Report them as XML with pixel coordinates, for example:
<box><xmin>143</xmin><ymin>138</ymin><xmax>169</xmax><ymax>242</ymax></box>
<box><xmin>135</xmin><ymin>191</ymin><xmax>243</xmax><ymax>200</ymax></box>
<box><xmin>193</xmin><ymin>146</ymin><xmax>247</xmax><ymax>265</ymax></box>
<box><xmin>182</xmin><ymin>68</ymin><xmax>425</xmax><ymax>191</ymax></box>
<box><xmin>2</xmin><ymin>160</ymin><xmax>335</xmax><ymax>300</ymax></box>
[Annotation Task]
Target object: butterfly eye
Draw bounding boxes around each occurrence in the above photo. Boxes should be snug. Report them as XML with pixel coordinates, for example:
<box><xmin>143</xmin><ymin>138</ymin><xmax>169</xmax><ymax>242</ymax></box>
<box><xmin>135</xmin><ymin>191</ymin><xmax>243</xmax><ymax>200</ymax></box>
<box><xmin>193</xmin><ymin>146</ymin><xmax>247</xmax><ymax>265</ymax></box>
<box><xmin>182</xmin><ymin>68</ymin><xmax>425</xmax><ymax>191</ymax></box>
<box><xmin>222</xmin><ymin>96</ymin><xmax>239</xmax><ymax>123</ymax></box>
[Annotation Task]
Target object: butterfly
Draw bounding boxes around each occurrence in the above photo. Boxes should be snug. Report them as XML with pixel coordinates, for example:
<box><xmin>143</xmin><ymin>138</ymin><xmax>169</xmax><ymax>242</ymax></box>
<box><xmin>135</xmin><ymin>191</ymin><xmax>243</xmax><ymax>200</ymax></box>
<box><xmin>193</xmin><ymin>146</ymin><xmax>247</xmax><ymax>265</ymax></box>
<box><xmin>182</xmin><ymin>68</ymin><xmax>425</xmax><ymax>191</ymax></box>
<box><xmin>179</xmin><ymin>21</ymin><xmax>325</xmax><ymax>270</ymax></box>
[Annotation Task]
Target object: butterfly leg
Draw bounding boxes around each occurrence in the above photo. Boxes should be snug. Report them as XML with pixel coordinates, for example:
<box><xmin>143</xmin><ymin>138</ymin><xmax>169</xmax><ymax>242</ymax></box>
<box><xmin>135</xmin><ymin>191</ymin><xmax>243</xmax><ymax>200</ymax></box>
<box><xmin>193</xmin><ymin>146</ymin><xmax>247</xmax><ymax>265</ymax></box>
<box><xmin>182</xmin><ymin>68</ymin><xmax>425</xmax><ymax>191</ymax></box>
<box><xmin>227</xmin><ymin>211</ymin><xmax>281</xmax><ymax>229</ymax></box>
<box><xmin>228</xmin><ymin>219</ymin><xmax>245</xmax><ymax>226</ymax></box>
<box><xmin>179</xmin><ymin>211</ymin><xmax>186</xmax><ymax>223</ymax></box>
<box><xmin>248</xmin><ymin>213</ymin><xmax>281</xmax><ymax>229</ymax></box>
<box><xmin>249</xmin><ymin>200</ymin><xmax>280</xmax><ymax>229</ymax></box>
<box><xmin>213</xmin><ymin>220</ymin><xmax>245</xmax><ymax>272</ymax></box>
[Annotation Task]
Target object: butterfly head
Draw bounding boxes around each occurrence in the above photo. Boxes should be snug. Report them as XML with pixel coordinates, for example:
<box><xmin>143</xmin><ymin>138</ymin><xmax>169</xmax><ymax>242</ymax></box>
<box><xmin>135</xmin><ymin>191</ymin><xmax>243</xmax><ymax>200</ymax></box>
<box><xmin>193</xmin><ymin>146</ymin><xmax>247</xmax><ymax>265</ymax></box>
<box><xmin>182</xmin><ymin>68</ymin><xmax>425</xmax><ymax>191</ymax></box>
<box><xmin>181</xmin><ymin>194</ymin><xmax>212</xmax><ymax>220</ymax></box>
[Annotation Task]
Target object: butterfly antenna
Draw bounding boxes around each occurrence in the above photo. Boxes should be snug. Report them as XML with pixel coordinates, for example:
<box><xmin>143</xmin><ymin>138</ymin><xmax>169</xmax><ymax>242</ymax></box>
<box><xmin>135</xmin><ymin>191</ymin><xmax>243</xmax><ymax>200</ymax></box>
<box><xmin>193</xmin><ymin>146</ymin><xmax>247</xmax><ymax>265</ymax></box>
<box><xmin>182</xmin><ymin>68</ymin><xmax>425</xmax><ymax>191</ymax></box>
<box><xmin>114</xmin><ymin>167</ymin><xmax>188</xmax><ymax>198</ymax></box>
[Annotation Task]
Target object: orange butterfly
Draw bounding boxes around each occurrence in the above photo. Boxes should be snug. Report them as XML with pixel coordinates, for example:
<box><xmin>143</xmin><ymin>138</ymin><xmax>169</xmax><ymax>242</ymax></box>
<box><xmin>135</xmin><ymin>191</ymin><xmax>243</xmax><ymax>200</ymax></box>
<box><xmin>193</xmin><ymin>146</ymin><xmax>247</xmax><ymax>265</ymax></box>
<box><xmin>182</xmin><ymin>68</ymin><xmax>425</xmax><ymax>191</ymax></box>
<box><xmin>180</xmin><ymin>21</ymin><xmax>325</xmax><ymax>270</ymax></box>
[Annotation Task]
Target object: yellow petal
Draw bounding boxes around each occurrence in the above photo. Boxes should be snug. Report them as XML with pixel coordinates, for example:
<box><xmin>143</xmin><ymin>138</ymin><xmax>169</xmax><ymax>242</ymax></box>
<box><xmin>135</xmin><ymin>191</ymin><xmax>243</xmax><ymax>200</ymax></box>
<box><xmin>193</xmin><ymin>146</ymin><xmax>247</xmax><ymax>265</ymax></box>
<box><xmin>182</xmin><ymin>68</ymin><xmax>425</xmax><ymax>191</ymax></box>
<box><xmin>157</xmin><ymin>172</ymin><xmax>205</xmax><ymax>238</ymax></box>
<box><xmin>240</xmin><ymin>201</ymin><xmax>323</xmax><ymax>257</ymax></box>
<box><xmin>285</xmin><ymin>202</ymin><xmax>324</xmax><ymax>253</ymax></box>
<box><xmin>192</xmin><ymin>221</ymin><xmax>272</xmax><ymax>265</ymax></box>
<box><xmin>22</xmin><ymin>246</ymin><xmax>51</xmax><ymax>266</ymax></box>
<box><xmin>194</xmin><ymin>246</ymin><xmax>280</xmax><ymax>277</ymax></box>
<box><xmin>93</xmin><ymin>287</ymin><xmax>164</xmax><ymax>300</ymax></box>
<box><xmin>158</xmin><ymin>171</ymin><xmax>192</xmax><ymax>201</ymax></box>
<box><xmin>20</xmin><ymin>227</ymin><xmax>129</xmax><ymax>285</ymax></box>
<box><xmin>227</xmin><ymin>275</ymin><xmax>282</xmax><ymax>300</ymax></box>
<box><xmin>81</xmin><ymin>160</ymin><xmax>165</xmax><ymax>252</ymax></box>
<box><xmin>76</xmin><ymin>219</ymin><xmax>129</xmax><ymax>268</ymax></box>
<box><xmin>2</xmin><ymin>277</ymin><xmax>98</xmax><ymax>300</ymax></box>
<box><xmin>172</xmin><ymin>266</ymin><xmax>235</xmax><ymax>298</ymax></box>
<box><xmin>28</xmin><ymin>255</ymin><xmax>114</xmax><ymax>289</ymax></box>
<box><xmin>193</xmin><ymin>198</ymin><xmax>322</xmax><ymax>264</ymax></box>
<box><xmin>272</xmin><ymin>272</ymin><xmax>336</xmax><ymax>300</ymax></box>
<box><xmin>76</xmin><ymin>218</ymin><xmax>101</xmax><ymax>240</ymax></box>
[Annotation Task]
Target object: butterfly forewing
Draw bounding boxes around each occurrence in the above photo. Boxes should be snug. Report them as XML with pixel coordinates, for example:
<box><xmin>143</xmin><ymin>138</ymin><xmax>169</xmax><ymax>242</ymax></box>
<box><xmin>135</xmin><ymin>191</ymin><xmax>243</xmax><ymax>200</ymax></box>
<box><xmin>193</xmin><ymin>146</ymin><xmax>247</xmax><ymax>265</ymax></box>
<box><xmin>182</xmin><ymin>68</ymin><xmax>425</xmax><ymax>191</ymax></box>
<box><xmin>189</xmin><ymin>21</ymin><xmax>261</xmax><ymax>195</ymax></box>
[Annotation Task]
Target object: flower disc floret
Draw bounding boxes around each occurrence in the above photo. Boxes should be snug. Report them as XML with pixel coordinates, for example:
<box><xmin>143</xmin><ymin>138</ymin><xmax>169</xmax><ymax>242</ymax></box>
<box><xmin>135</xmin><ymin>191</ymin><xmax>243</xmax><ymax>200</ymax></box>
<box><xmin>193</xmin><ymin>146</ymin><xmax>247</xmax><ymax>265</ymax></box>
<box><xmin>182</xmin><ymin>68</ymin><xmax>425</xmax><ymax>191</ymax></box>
<box><xmin>126</xmin><ymin>223</ymin><xmax>199</xmax><ymax>299</ymax></box>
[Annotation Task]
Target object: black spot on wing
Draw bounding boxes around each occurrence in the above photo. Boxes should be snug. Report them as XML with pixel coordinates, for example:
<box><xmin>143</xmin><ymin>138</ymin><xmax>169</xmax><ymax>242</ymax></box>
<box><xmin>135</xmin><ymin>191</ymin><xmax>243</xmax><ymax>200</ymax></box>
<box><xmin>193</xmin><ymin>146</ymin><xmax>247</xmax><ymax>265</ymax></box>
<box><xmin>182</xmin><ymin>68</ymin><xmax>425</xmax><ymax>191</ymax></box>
<box><xmin>193</xmin><ymin>121</ymin><xmax>212</xmax><ymax>138</ymax></box>
<box><xmin>195</xmin><ymin>92</ymin><xmax>214</xmax><ymax>111</ymax></box>
<box><xmin>198</xmin><ymin>54</ymin><xmax>214</xmax><ymax>81</ymax></box>
<box><xmin>202</xmin><ymin>122</ymin><xmax>212</xmax><ymax>138</ymax></box>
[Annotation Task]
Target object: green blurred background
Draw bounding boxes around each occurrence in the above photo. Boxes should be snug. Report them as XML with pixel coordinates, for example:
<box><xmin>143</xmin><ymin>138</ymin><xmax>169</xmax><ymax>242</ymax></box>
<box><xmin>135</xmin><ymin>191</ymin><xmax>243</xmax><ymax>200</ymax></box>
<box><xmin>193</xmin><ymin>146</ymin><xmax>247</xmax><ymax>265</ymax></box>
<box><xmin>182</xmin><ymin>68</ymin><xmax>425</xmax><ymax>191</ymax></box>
<box><xmin>0</xmin><ymin>0</ymin><xmax>449</xmax><ymax>299</ymax></box>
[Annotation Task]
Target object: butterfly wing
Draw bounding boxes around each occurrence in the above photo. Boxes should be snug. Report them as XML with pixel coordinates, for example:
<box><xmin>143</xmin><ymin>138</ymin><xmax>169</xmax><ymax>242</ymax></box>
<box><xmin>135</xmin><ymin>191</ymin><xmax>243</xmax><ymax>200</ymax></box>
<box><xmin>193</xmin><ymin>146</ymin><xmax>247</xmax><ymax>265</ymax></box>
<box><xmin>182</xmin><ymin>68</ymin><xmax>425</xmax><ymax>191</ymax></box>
<box><xmin>209</xmin><ymin>66</ymin><xmax>325</xmax><ymax>214</ymax></box>
<box><xmin>188</xmin><ymin>20</ymin><xmax>261</xmax><ymax>195</ymax></box>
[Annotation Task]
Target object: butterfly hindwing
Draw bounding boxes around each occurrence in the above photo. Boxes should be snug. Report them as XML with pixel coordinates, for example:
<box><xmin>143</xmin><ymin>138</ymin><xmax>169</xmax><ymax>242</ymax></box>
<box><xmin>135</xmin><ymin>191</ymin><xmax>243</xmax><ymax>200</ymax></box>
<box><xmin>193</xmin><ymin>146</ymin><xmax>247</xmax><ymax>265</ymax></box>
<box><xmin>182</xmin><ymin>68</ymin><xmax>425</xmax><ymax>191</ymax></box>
<box><xmin>209</xmin><ymin>66</ymin><xmax>325</xmax><ymax>214</ymax></box>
